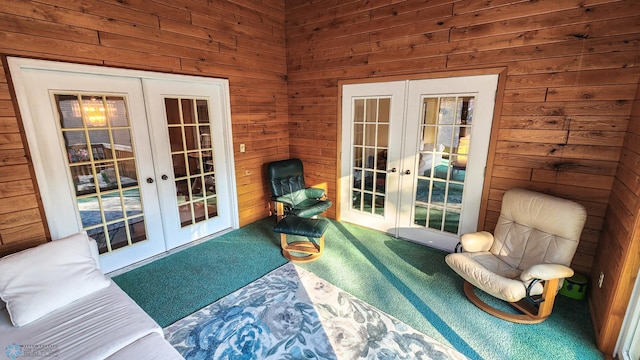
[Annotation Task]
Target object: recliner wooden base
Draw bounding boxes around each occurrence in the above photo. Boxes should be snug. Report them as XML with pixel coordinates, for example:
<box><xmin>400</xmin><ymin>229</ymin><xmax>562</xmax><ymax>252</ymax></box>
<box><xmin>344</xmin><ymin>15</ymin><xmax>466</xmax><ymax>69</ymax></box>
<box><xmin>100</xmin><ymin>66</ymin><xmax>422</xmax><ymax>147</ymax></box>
<box><xmin>280</xmin><ymin>234</ymin><xmax>324</xmax><ymax>263</ymax></box>
<box><xmin>463</xmin><ymin>278</ymin><xmax>560</xmax><ymax>324</ymax></box>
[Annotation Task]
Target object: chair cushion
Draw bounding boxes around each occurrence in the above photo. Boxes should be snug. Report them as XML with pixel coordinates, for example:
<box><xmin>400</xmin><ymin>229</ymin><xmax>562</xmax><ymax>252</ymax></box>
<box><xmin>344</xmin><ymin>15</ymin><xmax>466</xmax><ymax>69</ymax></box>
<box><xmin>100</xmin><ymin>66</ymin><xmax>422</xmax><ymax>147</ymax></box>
<box><xmin>273</xmin><ymin>216</ymin><xmax>329</xmax><ymax>238</ymax></box>
<box><xmin>290</xmin><ymin>199</ymin><xmax>333</xmax><ymax>218</ymax></box>
<box><xmin>267</xmin><ymin>158</ymin><xmax>306</xmax><ymax>197</ymax></box>
<box><xmin>445</xmin><ymin>252</ymin><xmax>544</xmax><ymax>302</ymax></box>
<box><xmin>491</xmin><ymin>188</ymin><xmax>586</xmax><ymax>270</ymax></box>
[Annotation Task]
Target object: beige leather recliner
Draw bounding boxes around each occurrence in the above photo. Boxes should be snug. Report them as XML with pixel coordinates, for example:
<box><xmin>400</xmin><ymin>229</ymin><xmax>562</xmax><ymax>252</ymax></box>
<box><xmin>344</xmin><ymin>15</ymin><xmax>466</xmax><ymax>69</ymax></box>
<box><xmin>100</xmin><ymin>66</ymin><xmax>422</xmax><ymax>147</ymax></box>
<box><xmin>445</xmin><ymin>188</ymin><xmax>587</xmax><ymax>323</ymax></box>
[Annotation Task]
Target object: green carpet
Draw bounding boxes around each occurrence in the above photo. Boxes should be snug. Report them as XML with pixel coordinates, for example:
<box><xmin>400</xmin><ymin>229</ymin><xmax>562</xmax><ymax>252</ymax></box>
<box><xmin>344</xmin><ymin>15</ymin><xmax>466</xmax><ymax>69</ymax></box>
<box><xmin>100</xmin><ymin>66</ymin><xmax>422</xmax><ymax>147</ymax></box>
<box><xmin>113</xmin><ymin>217</ymin><xmax>603</xmax><ymax>360</ymax></box>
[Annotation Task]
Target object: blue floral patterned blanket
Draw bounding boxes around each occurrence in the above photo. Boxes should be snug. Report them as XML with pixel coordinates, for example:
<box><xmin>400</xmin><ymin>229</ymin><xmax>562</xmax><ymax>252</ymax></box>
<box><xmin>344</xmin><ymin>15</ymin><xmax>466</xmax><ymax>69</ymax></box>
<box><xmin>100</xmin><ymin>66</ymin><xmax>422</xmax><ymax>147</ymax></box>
<box><xmin>164</xmin><ymin>263</ymin><xmax>467</xmax><ymax>360</ymax></box>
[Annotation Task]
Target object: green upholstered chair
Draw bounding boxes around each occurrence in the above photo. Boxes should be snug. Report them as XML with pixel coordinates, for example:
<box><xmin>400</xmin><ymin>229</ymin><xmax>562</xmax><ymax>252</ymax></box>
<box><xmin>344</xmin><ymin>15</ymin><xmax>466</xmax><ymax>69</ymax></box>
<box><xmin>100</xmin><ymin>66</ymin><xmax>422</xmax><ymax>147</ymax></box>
<box><xmin>267</xmin><ymin>158</ymin><xmax>332</xmax><ymax>220</ymax></box>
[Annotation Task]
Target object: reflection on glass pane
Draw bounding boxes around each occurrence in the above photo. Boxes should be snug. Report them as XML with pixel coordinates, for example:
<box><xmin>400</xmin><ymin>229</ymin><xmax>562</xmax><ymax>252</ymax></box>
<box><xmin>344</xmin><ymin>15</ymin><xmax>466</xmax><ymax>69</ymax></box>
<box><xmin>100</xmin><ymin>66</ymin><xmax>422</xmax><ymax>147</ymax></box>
<box><xmin>66</xmin><ymin>142</ymin><xmax>90</xmax><ymax>163</ymax></box>
<box><xmin>106</xmin><ymin>97</ymin><xmax>128</xmax><ymax>127</ymax></box>
<box><xmin>428</xmin><ymin>208</ymin><xmax>444</xmax><ymax>230</ymax></box>
<box><xmin>193</xmin><ymin>200</ymin><xmax>205</xmax><ymax>223</ymax></box>
<box><xmin>363</xmin><ymin>193</ymin><xmax>373</xmax><ymax>213</ymax></box>
<box><xmin>179</xmin><ymin>204</ymin><xmax>192</xmax><ymax>227</ymax></box>
<box><xmin>88</xmin><ymin>130</ymin><xmax>110</xmax><ymax>160</ymax></box>
<box><xmin>354</xmin><ymin>124</ymin><xmax>364</xmax><ymax>146</ymax></box>
<box><xmin>416</xmin><ymin>178</ymin><xmax>431</xmax><ymax>203</ymax></box>
<box><xmin>182</xmin><ymin>99</ymin><xmax>195</xmax><ymax>124</ymax></box>
<box><xmin>376</xmin><ymin>150</ymin><xmax>387</xmax><ymax>171</ymax></box>
<box><xmin>352</xmin><ymin>191</ymin><xmax>361</xmax><ymax>211</ymax></box>
<box><xmin>432</xmin><ymin>180</ymin><xmax>446</xmax><ymax>206</ymax></box>
<box><xmin>74</xmin><ymin>169</ymin><xmax>96</xmax><ymax>195</ymax></box>
<box><xmin>364</xmin><ymin>148</ymin><xmax>376</xmax><ymax>169</ymax></box>
<box><xmin>375</xmin><ymin>172</ymin><xmax>386</xmax><ymax>193</ymax></box>
<box><xmin>196</xmin><ymin>100</ymin><xmax>210</xmax><ymax>123</ymax></box>
<box><xmin>203</xmin><ymin>174</ymin><xmax>216</xmax><ymax>195</ymax></box>
<box><xmin>378</xmin><ymin>98</ymin><xmax>390</xmax><ymax>123</ymax></box>
<box><xmin>365</xmin><ymin>99</ymin><xmax>377</xmax><ymax>122</ymax></box>
<box><xmin>109</xmin><ymin>222</ymin><xmax>128</xmax><ymax>250</ymax></box>
<box><xmin>458</xmin><ymin>97</ymin><xmax>474</xmax><ymax>125</ymax></box>
<box><xmin>97</xmin><ymin>162</ymin><xmax>117</xmax><ymax>191</ymax></box>
<box><xmin>420</xmin><ymin>126</ymin><xmax>437</xmax><ymax>150</ymax></box>
<box><xmin>81</xmin><ymin>96</ymin><xmax>108</xmax><ymax>128</ymax></box>
<box><xmin>444</xmin><ymin>211</ymin><xmax>460</xmax><ymax>234</ymax></box>
<box><xmin>79</xmin><ymin>196</ymin><xmax>102</xmax><ymax>227</ymax></box>
<box><xmin>101</xmin><ymin>193</ymin><xmax>124</xmax><ymax>222</ymax></box>
<box><xmin>172</xmin><ymin>154</ymin><xmax>186</xmax><ymax>177</ymax></box>
<box><xmin>375</xmin><ymin>195</ymin><xmax>384</xmax><ymax>216</ymax></box>
<box><xmin>354</xmin><ymin>99</ymin><xmax>364</xmax><ymax>122</ymax></box>
<box><xmin>176</xmin><ymin>179</ymin><xmax>190</xmax><ymax>201</ymax></box>
<box><xmin>168</xmin><ymin>128</ymin><xmax>184</xmax><ymax>152</ymax></box>
<box><xmin>122</xmin><ymin>189</ymin><xmax>142</xmax><ymax>217</ymax></box>
<box><xmin>423</xmin><ymin>98</ymin><xmax>438</xmax><ymax>126</ymax></box>
<box><xmin>439</xmin><ymin>97</ymin><xmax>456</xmax><ymax>125</ymax></box>
<box><xmin>353</xmin><ymin>146</ymin><xmax>363</xmax><ymax>168</ymax></box>
<box><xmin>364</xmin><ymin>124</ymin><xmax>376</xmax><ymax>147</ymax></box>
<box><xmin>364</xmin><ymin>171</ymin><xmax>374</xmax><ymax>191</ymax></box>
<box><xmin>188</xmin><ymin>152</ymin><xmax>202</xmax><ymax>176</ymax></box>
<box><xmin>414</xmin><ymin>206</ymin><xmax>427</xmax><ymax>226</ymax></box>
<box><xmin>112</xmin><ymin>129</ymin><xmax>132</xmax><ymax>150</ymax></box>
<box><xmin>377</xmin><ymin>124</ymin><xmax>388</xmax><ymax>147</ymax></box>
<box><xmin>56</xmin><ymin>95</ymin><xmax>83</xmax><ymax>129</ymax></box>
<box><xmin>206</xmin><ymin>197</ymin><xmax>218</xmax><ymax>218</ymax></box>
<box><xmin>117</xmin><ymin>160</ymin><xmax>138</xmax><ymax>188</ymax></box>
<box><xmin>129</xmin><ymin>217</ymin><xmax>146</xmax><ymax>243</ymax></box>
<box><xmin>199</xmin><ymin>126</ymin><xmax>211</xmax><ymax>149</ymax></box>
<box><xmin>165</xmin><ymin>98</ymin><xmax>180</xmax><ymax>124</ymax></box>
<box><xmin>87</xmin><ymin>227</ymin><xmax>108</xmax><ymax>254</ymax></box>
<box><xmin>185</xmin><ymin>126</ymin><xmax>198</xmax><ymax>151</ymax></box>
<box><xmin>447</xmin><ymin>183</ymin><xmax>464</xmax><ymax>208</ymax></box>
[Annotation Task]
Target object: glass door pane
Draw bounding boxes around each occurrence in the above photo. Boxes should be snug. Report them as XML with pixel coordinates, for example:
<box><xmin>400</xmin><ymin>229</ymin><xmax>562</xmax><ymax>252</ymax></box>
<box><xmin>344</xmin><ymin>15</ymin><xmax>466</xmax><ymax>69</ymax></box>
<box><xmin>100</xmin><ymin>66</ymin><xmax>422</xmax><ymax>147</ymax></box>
<box><xmin>55</xmin><ymin>93</ymin><xmax>146</xmax><ymax>254</ymax></box>
<box><xmin>165</xmin><ymin>98</ymin><xmax>218</xmax><ymax>227</ymax></box>
<box><xmin>351</xmin><ymin>97</ymin><xmax>390</xmax><ymax>216</ymax></box>
<box><xmin>414</xmin><ymin>95</ymin><xmax>474</xmax><ymax>234</ymax></box>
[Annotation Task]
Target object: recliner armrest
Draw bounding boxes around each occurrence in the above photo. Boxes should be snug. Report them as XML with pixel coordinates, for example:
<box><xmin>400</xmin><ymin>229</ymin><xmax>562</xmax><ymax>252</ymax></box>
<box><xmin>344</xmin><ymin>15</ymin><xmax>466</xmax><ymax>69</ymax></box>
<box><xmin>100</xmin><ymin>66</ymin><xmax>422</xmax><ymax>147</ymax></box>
<box><xmin>305</xmin><ymin>187</ymin><xmax>326</xmax><ymax>199</ymax></box>
<box><xmin>274</xmin><ymin>195</ymin><xmax>295</xmax><ymax>206</ymax></box>
<box><xmin>459</xmin><ymin>231</ymin><xmax>494</xmax><ymax>252</ymax></box>
<box><xmin>520</xmin><ymin>264</ymin><xmax>574</xmax><ymax>282</ymax></box>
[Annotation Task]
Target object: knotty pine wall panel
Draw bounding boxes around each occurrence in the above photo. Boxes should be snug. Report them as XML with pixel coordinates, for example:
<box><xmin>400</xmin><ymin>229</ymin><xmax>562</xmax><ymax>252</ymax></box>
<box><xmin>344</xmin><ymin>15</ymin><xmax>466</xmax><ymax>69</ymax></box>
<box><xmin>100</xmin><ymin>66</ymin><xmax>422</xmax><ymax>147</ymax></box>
<box><xmin>589</xmin><ymin>79</ymin><xmax>640</xmax><ymax>354</ymax></box>
<box><xmin>285</xmin><ymin>0</ymin><xmax>640</xmax><ymax>276</ymax></box>
<box><xmin>0</xmin><ymin>0</ymin><xmax>287</xmax><ymax>255</ymax></box>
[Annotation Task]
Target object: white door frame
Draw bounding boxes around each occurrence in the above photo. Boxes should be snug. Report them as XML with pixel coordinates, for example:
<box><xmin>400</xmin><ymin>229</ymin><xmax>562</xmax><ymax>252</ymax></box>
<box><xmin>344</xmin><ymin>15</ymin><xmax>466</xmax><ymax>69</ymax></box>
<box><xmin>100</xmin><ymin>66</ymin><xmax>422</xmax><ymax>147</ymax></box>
<box><xmin>339</xmin><ymin>74</ymin><xmax>498</xmax><ymax>252</ymax></box>
<box><xmin>8</xmin><ymin>57</ymin><xmax>238</xmax><ymax>271</ymax></box>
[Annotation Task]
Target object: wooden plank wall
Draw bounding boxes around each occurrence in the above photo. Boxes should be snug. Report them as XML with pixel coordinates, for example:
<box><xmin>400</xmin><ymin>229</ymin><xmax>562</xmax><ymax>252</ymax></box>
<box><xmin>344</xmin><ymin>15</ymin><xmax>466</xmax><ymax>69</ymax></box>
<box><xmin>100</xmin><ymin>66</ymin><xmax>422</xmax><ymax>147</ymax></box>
<box><xmin>285</xmin><ymin>0</ymin><xmax>640</xmax><ymax>275</ymax></box>
<box><xmin>589</xmin><ymin>79</ymin><xmax>640</xmax><ymax>354</ymax></box>
<box><xmin>0</xmin><ymin>0</ymin><xmax>288</xmax><ymax>255</ymax></box>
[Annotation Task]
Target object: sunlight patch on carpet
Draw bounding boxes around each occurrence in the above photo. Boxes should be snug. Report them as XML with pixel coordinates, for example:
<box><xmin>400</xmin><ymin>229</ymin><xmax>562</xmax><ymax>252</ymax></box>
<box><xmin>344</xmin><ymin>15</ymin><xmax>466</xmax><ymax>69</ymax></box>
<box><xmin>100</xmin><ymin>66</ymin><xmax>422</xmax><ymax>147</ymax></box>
<box><xmin>164</xmin><ymin>262</ymin><xmax>467</xmax><ymax>359</ymax></box>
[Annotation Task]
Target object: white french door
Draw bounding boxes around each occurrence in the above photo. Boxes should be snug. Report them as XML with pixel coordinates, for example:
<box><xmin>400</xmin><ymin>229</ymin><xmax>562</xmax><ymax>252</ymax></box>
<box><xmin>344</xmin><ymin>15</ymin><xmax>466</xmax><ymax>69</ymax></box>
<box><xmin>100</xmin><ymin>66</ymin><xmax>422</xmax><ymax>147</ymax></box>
<box><xmin>340</xmin><ymin>75</ymin><xmax>498</xmax><ymax>251</ymax></box>
<box><xmin>143</xmin><ymin>79</ymin><xmax>235</xmax><ymax>249</ymax></box>
<box><xmin>339</xmin><ymin>81</ymin><xmax>407</xmax><ymax>232</ymax></box>
<box><xmin>9</xmin><ymin>58</ymin><xmax>238</xmax><ymax>272</ymax></box>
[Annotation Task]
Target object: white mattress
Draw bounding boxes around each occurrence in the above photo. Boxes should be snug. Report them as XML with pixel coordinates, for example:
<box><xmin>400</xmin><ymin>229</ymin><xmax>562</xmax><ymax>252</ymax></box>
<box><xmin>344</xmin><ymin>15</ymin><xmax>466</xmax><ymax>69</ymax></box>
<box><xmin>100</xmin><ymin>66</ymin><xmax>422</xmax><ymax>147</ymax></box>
<box><xmin>106</xmin><ymin>332</ymin><xmax>183</xmax><ymax>360</ymax></box>
<box><xmin>0</xmin><ymin>281</ymin><xmax>165</xmax><ymax>360</ymax></box>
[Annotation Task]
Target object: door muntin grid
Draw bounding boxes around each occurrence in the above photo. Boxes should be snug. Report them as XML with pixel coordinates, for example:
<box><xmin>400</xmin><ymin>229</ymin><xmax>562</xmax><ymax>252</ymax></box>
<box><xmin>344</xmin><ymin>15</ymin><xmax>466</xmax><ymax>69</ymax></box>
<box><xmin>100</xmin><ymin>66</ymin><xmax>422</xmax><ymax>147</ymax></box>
<box><xmin>55</xmin><ymin>93</ymin><xmax>147</xmax><ymax>254</ymax></box>
<box><xmin>414</xmin><ymin>95</ymin><xmax>475</xmax><ymax>234</ymax></box>
<box><xmin>164</xmin><ymin>98</ymin><xmax>218</xmax><ymax>228</ymax></box>
<box><xmin>350</xmin><ymin>97</ymin><xmax>390</xmax><ymax>216</ymax></box>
